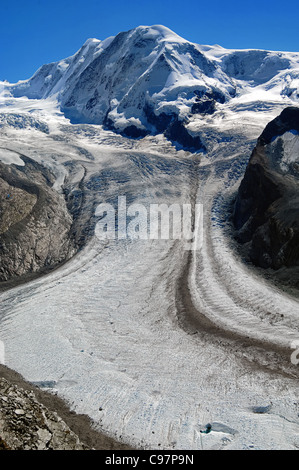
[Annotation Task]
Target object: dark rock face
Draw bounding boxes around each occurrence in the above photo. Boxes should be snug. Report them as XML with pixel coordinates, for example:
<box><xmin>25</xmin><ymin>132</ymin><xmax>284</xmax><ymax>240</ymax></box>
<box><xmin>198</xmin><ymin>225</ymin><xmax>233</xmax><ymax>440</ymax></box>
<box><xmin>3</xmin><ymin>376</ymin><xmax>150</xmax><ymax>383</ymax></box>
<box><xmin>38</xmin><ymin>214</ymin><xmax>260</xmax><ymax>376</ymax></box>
<box><xmin>143</xmin><ymin>103</ymin><xmax>175</xmax><ymax>134</ymax></box>
<box><xmin>0</xmin><ymin>156</ymin><xmax>76</xmax><ymax>284</ymax></box>
<box><xmin>233</xmin><ymin>107</ymin><xmax>299</xmax><ymax>271</ymax></box>
<box><xmin>121</xmin><ymin>125</ymin><xmax>148</xmax><ymax>139</ymax></box>
<box><xmin>191</xmin><ymin>89</ymin><xmax>226</xmax><ymax>115</ymax></box>
<box><xmin>258</xmin><ymin>106</ymin><xmax>299</xmax><ymax>145</ymax></box>
<box><xmin>164</xmin><ymin>118</ymin><xmax>206</xmax><ymax>151</ymax></box>
<box><xmin>105</xmin><ymin>102</ymin><xmax>206</xmax><ymax>150</ymax></box>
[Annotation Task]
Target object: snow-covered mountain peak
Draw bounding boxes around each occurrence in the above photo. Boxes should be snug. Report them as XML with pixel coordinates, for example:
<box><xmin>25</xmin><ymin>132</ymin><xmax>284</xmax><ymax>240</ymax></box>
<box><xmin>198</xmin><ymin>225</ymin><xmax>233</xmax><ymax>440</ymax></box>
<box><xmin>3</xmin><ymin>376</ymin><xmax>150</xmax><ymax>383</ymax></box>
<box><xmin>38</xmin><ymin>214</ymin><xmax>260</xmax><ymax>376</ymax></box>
<box><xmin>132</xmin><ymin>24</ymin><xmax>188</xmax><ymax>44</ymax></box>
<box><xmin>82</xmin><ymin>37</ymin><xmax>101</xmax><ymax>47</ymax></box>
<box><xmin>3</xmin><ymin>25</ymin><xmax>299</xmax><ymax>148</ymax></box>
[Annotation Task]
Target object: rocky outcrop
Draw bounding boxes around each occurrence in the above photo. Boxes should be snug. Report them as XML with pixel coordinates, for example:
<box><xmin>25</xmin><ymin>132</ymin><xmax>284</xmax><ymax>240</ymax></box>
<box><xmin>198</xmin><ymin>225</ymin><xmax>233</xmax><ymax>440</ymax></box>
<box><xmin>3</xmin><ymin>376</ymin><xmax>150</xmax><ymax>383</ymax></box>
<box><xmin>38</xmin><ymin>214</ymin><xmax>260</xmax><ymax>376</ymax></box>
<box><xmin>143</xmin><ymin>103</ymin><xmax>207</xmax><ymax>151</ymax></box>
<box><xmin>0</xmin><ymin>377</ymin><xmax>88</xmax><ymax>450</ymax></box>
<box><xmin>164</xmin><ymin>118</ymin><xmax>206</xmax><ymax>151</ymax></box>
<box><xmin>233</xmin><ymin>107</ymin><xmax>299</xmax><ymax>274</ymax></box>
<box><xmin>0</xmin><ymin>364</ymin><xmax>135</xmax><ymax>451</ymax></box>
<box><xmin>0</xmin><ymin>155</ymin><xmax>76</xmax><ymax>285</ymax></box>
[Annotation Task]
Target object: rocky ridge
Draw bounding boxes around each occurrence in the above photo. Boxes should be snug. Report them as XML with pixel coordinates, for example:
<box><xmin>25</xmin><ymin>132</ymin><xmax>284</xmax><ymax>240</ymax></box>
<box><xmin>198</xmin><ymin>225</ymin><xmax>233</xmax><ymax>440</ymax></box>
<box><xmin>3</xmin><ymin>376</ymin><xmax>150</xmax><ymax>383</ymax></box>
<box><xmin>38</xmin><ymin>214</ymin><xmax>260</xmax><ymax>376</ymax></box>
<box><xmin>233</xmin><ymin>106</ymin><xmax>299</xmax><ymax>288</ymax></box>
<box><xmin>0</xmin><ymin>153</ymin><xmax>79</xmax><ymax>286</ymax></box>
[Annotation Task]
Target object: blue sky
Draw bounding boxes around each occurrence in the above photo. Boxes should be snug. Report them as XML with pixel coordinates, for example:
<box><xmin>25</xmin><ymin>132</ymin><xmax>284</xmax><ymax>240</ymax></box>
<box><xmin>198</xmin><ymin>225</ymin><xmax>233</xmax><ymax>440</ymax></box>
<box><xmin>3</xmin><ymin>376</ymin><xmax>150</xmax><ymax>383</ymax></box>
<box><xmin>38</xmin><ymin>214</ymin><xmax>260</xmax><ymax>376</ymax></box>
<box><xmin>1</xmin><ymin>0</ymin><xmax>299</xmax><ymax>83</ymax></box>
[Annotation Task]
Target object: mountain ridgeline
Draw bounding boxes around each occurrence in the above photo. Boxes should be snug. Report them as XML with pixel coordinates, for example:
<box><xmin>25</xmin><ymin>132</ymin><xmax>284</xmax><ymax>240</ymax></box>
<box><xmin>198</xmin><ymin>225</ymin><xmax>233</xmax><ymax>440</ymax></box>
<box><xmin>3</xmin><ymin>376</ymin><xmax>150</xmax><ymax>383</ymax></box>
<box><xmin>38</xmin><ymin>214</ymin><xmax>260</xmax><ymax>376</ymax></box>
<box><xmin>7</xmin><ymin>25</ymin><xmax>299</xmax><ymax>150</ymax></box>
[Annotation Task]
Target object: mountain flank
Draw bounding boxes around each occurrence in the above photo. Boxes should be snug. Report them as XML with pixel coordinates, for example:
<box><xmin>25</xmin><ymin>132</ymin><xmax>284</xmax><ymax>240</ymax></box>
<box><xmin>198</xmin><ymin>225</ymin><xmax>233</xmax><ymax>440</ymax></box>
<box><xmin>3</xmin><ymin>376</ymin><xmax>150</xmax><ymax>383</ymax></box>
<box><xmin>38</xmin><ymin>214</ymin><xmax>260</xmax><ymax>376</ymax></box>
<box><xmin>234</xmin><ymin>106</ymin><xmax>299</xmax><ymax>289</ymax></box>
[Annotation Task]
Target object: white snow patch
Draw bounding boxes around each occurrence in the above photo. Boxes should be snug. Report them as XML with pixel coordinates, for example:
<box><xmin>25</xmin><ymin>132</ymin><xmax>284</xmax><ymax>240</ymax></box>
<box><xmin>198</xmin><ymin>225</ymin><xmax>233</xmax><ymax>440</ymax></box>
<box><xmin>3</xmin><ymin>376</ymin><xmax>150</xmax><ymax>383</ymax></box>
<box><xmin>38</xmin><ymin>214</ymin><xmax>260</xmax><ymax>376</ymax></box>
<box><xmin>279</xmin><ymin>131</ymin><xmax>299</xmax><ymax>171</ymax></box>
<box><xmin>0</xmin><ymin>148</ymin><xmax>24</xmax><ymax>166</ymax></box>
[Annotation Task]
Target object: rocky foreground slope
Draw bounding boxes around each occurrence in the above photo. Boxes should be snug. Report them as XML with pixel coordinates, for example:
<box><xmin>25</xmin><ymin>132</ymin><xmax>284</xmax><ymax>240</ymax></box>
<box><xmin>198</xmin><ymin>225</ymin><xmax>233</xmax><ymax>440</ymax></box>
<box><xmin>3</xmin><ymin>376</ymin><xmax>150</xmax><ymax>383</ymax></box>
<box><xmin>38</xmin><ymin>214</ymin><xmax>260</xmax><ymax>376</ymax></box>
<box><xmin>0</xmin><ymin>365</ymin><xmax>134</xmax><ymax>450</ymax></box>
<box><xmin>0</xmin><ymin>377</ymin><xmax>88</xmax><ymax>450</ymax></box>
<box><xmin>233</xmin><ymin>106</ymin><xmax>299</xmax><ymax>287</ymax></box>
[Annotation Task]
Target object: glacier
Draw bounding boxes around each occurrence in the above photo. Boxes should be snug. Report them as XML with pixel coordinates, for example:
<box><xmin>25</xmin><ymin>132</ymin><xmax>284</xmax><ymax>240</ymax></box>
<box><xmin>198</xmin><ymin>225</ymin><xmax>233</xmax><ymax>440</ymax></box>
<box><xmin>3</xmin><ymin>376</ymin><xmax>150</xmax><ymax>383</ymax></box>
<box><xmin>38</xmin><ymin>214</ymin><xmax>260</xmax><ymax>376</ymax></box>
<box><xmin>0</xmin><ymin>25</ymin><xmax>299</xmax><ymax>450</ymax></box>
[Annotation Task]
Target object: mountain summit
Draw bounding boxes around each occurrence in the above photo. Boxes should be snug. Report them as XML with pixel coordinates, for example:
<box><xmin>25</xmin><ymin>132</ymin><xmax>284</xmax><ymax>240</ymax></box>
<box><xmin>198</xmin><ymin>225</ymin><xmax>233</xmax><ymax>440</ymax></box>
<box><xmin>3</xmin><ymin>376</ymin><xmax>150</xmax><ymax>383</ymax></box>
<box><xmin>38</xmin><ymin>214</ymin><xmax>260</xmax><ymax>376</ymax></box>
<box><xmin>6</xmin><ymin>25</ymin><xmax>299</xmax><ymax>148</ymax></box>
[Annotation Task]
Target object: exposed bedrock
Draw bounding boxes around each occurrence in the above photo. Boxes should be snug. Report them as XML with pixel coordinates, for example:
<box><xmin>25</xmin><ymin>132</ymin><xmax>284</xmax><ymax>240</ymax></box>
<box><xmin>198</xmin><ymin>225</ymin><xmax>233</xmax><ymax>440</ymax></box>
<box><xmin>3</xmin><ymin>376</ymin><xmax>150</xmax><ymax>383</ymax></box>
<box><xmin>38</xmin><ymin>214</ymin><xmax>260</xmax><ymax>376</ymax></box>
<box><xmin>0</xmin><ymin>155</ymin><xmax>77</xmax><ymax>285</ymax></box>
<box><xmin>234</xmin><ymin>106</ymin><xmax>299</xmax><ymax>274</ymax></box>
<box><xmin>105</xmin><ymin>103</ymin><xmax>207</xmax><ymax>151</ymax></box>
